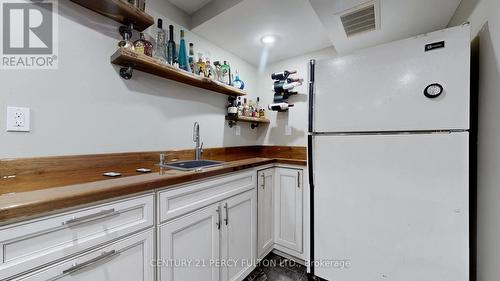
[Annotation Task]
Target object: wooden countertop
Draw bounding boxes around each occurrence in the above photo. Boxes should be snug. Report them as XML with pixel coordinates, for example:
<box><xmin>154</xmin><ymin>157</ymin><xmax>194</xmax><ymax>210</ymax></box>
<box><xmin>0</xmin><ymin>150</ymin><xmax>306</xmax><ymax>224</ymax></box>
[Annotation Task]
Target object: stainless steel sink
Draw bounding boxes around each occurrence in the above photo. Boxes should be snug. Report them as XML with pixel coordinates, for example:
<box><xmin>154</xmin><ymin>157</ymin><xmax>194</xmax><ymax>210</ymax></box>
<box><xmin>160</xmin><ymin>160</ymin><xmax>224</xmax><ymax>171</ymax></box>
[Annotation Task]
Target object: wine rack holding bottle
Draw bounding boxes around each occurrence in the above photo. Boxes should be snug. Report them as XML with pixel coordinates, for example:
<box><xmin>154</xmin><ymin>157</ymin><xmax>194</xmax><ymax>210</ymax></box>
<box><xmin>111</xmin><ymin>48</ymin><xmax>247</xmax><ymax>97</ymax></box>
<box><xmin>70</xmin><ymin>0</ymin><xmax>154</xmax><ymax>32</ymax></box>
<box><xmin>269</xmin><ymin>70</ymin><xmax>302</xmax><ymax>112</ymax></box>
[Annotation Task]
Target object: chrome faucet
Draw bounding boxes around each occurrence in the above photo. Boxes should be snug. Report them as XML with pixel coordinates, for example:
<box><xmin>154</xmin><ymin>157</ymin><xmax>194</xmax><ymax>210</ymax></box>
<box><xmin>193</xmin><ymin>122</ymin><xmax>203</xmax><ymax>160</ymax></box>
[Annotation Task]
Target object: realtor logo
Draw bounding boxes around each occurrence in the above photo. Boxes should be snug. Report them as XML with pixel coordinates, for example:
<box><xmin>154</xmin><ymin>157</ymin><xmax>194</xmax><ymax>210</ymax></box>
<box><xmin>1</xmin><ymin>0</ymin><xmax>58</xmax><ymax>69</ymax></box>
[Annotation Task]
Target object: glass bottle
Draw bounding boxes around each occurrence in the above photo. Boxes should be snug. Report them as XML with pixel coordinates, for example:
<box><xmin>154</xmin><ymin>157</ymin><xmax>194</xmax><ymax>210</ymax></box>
<box><xmin>227</xmin><ymin>97</ymin><xmax>237</xmax><ymax>117</ymax></box>
<box><xmin>232</xmin><ymin>70</ymin><xmax>245</xmax><ymax>89</ymax></box>
<box><xmin>204</xmin><ymin>52</ymin><xmax>214</xmax><ymax>79</ymax></box>
<box><xmin>188</xmin><ymin>43</ymin><xmax>197</xmax><ymax>74</ymax></box>
<box><xmin>196</xmin><ymin>53</ymin><xmax>206</xmax><ymax>76</ymax></box>
<box><xmin>259</xmin><ymin>108</ymin><xmax>266</xmax><ymax>118</ymax></box>
<box><xmin>154</xmin><ymin>19</ymin><xmax>166</xmax><ymax>62</ymax></box>
<box><xmin>255</xmin><ymin>97</ymin><xmax>260</xmax><ymax>117</ymax></box>
<box><xmin>237</xmin><ymin>97</ymin><xmax>243</xmax><ymax>117</ymax></box>
<box><xmin>221</xmin><ymin>61</ymin><xmax>231</xmax><ymax>85</ymax></box>
<box><xmin>167</xmin><ymin>25</ymin><xmax>176</xmax><ymax>65</ymax></box>
<box><xmin>178</xmin><ymin>30</ymin><xmax>189</xmax><ymax>71</ymax></box>
<box><xmin>118</xmin><ymin>31</ymin><xmax>134</xmax><ymax>51</ymax></box>
<box><xmin>134</xmin><ymin>33</ymin><xmax>152</xmax><ymax>56</ymax></box>
<box><xmin>242</xmin><ymin>98</ymin><xmax>249</xmax><ymax>117</ymax></box>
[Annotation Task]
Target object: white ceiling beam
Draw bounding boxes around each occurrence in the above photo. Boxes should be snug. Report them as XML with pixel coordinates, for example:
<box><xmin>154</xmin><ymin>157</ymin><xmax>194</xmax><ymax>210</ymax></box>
<box><xmin>190</xmin><ymin>0</ymin><xmax>244</xmax><ymax>29</ymax></box>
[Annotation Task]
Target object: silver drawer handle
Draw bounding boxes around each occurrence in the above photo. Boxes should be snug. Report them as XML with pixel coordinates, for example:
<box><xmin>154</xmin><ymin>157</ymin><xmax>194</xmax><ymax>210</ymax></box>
<box><xmin>62</xmin><ymin>250</ymin><xmax>120</xmax><ymax>275</ymax></box>
<box><xmin>62</xmin><ymin>209</ymin><xmax>117</xmax><ymax>226</ymax></box>
<box><xmin>297</xmin><ymin>171</ymin><xmax>301</xmax><ymax>189</ymax></box>
<box><xmin>224</xmin><ymin>203</ymin><xmax>229</xmax><ymax>225</ymax></box>
<box><xmin>261</xmin><ymin>173</ymin><xmax>265</xmax><ymax>189</ymax></box>
<box><xmin>216</xmin><ymin>206</ymin><xmax>221</xmax><ymax>230</ymax></box>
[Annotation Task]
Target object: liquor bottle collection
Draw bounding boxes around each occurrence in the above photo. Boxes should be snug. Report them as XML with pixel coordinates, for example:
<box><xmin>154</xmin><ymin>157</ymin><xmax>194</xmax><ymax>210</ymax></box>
<box><xmin>227</xmin><ymin>96</ymin><xmax>266</xmax><ymax>120</ymax></box>
<box><xmin>268</xmin><ymin>70</ymin><xmax>302</xmax><ymax>112</ymax></box>
<box><xmin>118</xmin><ymin>16</ymin><xmax>245</xmax><ymax>90</ymax></box>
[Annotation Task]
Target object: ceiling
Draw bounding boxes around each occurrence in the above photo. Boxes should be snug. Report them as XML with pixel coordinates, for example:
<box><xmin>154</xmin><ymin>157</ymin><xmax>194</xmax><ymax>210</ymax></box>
<box><xmin>309</xmin><ymin>0</ymin><xmax>463</xmax><ymax>55</ymax></box>
<box><xmin>192</xmin><ymin>0</ymin><xmax>332</xmax><ymax>66</ymax></box>
<box><xmin>182</xmin><ymin>0</ymin><xmax>463</xmax><ymax>66</ymax></box>
<box><xmin>167</xmin><ymin>0</ymin><xmax>213</xmax><ymax>15</ymax></box>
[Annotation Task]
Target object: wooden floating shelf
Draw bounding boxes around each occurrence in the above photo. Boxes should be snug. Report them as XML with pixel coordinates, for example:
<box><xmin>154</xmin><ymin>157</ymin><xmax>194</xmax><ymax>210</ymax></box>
<box><xmin>70</xmin><ymin>0</ymin><xmax>154</xmax><ymax>31</ymax></box>
<box><xmin>226</xmin><ymin>116</ymin><xmax>270</xmax><ymax>129</ymax></box>
<box><xmin>226</xmin><ymin>116</ymin><xmax>270</xmax><ymax>124</ymax></box>
<box><xmin>111</xmin><ymin>48</ymin><xmax>247</xmax><ymax>97</ymax></box>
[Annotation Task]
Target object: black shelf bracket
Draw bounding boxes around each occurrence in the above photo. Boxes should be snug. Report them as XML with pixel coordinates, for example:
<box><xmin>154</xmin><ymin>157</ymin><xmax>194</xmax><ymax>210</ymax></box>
<box><xmin>118</xmin><ymin>24</ymin><xmax>134</xmax><ymax>80</ymax></box>
<box><xmin>120</xmin><ymin>65</ymin><xmax>134</xmax><ymax>80</ymax></box>
<box><xmin>227</xmin><ymin>119</ymin><xmax>259</xmax><ymax>129</ymax></box>
<box><xmin>227</xmin><ymin>120</ymin><xmax>237</xmax><ymax>128</ymax></box>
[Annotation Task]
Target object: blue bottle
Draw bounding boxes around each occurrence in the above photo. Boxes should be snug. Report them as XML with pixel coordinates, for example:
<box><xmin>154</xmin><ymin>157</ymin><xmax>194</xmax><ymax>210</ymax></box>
<box><xmin>232</xmin><ymin>70</ymin><xmax>245</xmax><ymax>90</ymax></box>
<box><xmin>178</xmin><ymin>30</ymin><xmax>190</xmax><ymax>72</ymax></box>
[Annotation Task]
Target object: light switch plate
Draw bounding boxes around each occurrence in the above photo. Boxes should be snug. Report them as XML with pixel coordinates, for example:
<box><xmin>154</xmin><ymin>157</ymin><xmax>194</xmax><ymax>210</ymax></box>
<box><xmin>6</xmin><ymin>107</ymin><xmax>30</xmax><ymax>132</ymax></box>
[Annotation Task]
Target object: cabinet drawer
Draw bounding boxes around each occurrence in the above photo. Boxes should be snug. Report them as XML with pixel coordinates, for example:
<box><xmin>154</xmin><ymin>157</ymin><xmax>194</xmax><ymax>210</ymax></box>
<box><xmin>158</xmin><ymin>171</ymin><xmax>255</xmax><ymax>223</ymax></box>
<box><xmin>0</xmin><ymin>194</ymin><xmax>154</xmax><ymax>280</ymax></box>
<box><xmin>11</xmin><ymin>229</ymin><xmax>154</xmax><ymax>281</ymax></box>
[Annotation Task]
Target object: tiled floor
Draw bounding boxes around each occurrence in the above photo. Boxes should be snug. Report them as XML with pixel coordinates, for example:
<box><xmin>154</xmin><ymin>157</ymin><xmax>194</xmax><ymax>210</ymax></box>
<box><xmin>243</xmin><ymin>253</ymin><xmax>315</xmax><ymax>281</ymax></box>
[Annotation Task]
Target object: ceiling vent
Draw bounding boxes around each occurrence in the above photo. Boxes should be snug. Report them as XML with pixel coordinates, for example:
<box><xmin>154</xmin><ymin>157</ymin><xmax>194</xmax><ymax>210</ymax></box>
<box><xmin>339</xmin><ymin>1</ymin><xmax>380</xmax><ymax>37</ymax></box>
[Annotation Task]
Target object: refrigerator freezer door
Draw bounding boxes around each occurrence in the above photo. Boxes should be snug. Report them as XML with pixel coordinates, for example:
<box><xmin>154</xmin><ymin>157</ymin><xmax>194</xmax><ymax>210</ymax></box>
<box><xmin>314</xmin><ymin>25</ymin><xmax>470</xmax><ymax>133</ymax></box>
<box><xmin>313</xmin><ymin>133</ymin><xmax>469</xmax><ymax>281</ymax></box>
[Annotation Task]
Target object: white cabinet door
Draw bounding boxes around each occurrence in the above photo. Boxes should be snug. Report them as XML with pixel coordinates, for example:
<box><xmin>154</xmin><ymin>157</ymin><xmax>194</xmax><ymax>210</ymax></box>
<box><xmin>158</xmin><ymin>203</ymin><xmax>220</xmax><ymax>281</ymax></box>
<box><xmin>274</xmin><ymin>168</ymin><xmax>303</xmax><ymax>253</ymax></box>
<box><xmin>12</xmin><ymin>229</ymin><xmax>154</xmax><ymax>281</ymax></box>
<box><xmin>257</xmin><ymin>168</ymin><xmax>274</xmax><ymax>259</ymax></box>
<box><xmin>221</xmin><ymin>190</ymin><xmax>257</xmax><ymax>281</ymax></box>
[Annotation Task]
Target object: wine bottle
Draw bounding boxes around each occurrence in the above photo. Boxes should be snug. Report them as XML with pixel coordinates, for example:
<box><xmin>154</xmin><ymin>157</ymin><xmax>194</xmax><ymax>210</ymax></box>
<box><xmin>286</xmin><ymin>77</ymin><xmax>303</xmax><ymax>83</ymax></box>
<box><xmin>167</xmin><ymin>25</ymin><xmax>176</xmax><ymax>65</ymax></box>
<box><xmin>154</xmin><ymin>19</ymin><xmax>166</xmax><ymax>62</ymax></box>
<box><xmin>268</xmin><ymin>103</ymin><xmax>294</xmax><ymax>112</ymax></box>
<box><xmin>273</xmin><ymin>80</ymin><xmax>302</xmax><ymax>93</ymax></box>
<box><xmin>271</xmin><ymin>70</ymin><xmax>297</xmax><ymax>80</ymax></box>
<box><xmin>227</xmin><ymin>97</ymin><xmax>237</xmax><ymax>117</ymax></box>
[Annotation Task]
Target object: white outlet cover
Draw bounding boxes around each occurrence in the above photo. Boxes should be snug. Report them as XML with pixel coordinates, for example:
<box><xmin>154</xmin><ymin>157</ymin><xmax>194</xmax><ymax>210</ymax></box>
<box><xmin>235</xmin><ymin>125</ymin><xmax>241</xmax><ymax>136</ymax></box>
<box><xmin>285</xmin><ymin>125</ymin><xmax>292</xmax><ymax>136</ymax></box>
<box><xmin>6</xmin><ymin>107</ymin><xmax>30</xmax><ymax>132</ymax></box>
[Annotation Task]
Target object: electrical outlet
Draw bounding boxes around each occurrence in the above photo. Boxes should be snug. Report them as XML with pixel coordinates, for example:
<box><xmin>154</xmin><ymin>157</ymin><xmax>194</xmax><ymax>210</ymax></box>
<box><xmin>285</xmin><ymin>125</ymin><xmax>292</xmax><ymax>136</ymax></box>
<box><xmin>235</xmin><ymin>125</ymin><xmax>241</xmax><ymax>136</ymax></box>
<box><xmin>6</xmin><ymin>107</ymin><xmax>30</xmax><ymax>132</ymax></box>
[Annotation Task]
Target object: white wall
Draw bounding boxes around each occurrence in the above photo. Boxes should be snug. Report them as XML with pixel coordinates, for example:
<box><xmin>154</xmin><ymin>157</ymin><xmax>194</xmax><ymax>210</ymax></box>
<box><xmin>449</xmin><ymin>1</ymin><xmax>500</xmax><ymax>280</ymax></box>
<box><xmin>256</xmin><ymin>47</ymin><xmax>337</xmax><ymax>146</ymax></box>
<box><xmin>0</xmin><ymin>0</ymin><xmax>258</xmax><ymax>158</ymax></box>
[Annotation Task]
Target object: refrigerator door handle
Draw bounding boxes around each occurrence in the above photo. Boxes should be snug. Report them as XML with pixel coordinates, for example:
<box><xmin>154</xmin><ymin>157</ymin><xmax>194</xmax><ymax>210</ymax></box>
<box><xmin>308</xmin><ymin>59</ymin><xmax>315</xmax><ymax>134</ymax></box>
<box><xmin>307</xmin><ymin>58</ymin><xmax>316</xmax><ymax>277</ymax></box>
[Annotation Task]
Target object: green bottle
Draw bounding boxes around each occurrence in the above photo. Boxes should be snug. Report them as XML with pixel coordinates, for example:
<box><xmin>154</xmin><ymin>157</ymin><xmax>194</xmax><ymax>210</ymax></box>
<box><xmin>221</xmin><ymin>61</ymin><xmax>231</xmax><ymax>85</ymax></box>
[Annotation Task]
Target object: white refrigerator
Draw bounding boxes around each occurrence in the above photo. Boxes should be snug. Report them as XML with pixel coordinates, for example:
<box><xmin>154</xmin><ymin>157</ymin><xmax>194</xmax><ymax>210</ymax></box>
<box><xmin>308</xmin><ymin>25</ymin><xmax>470</xmax><ymax>281</ymax></box>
